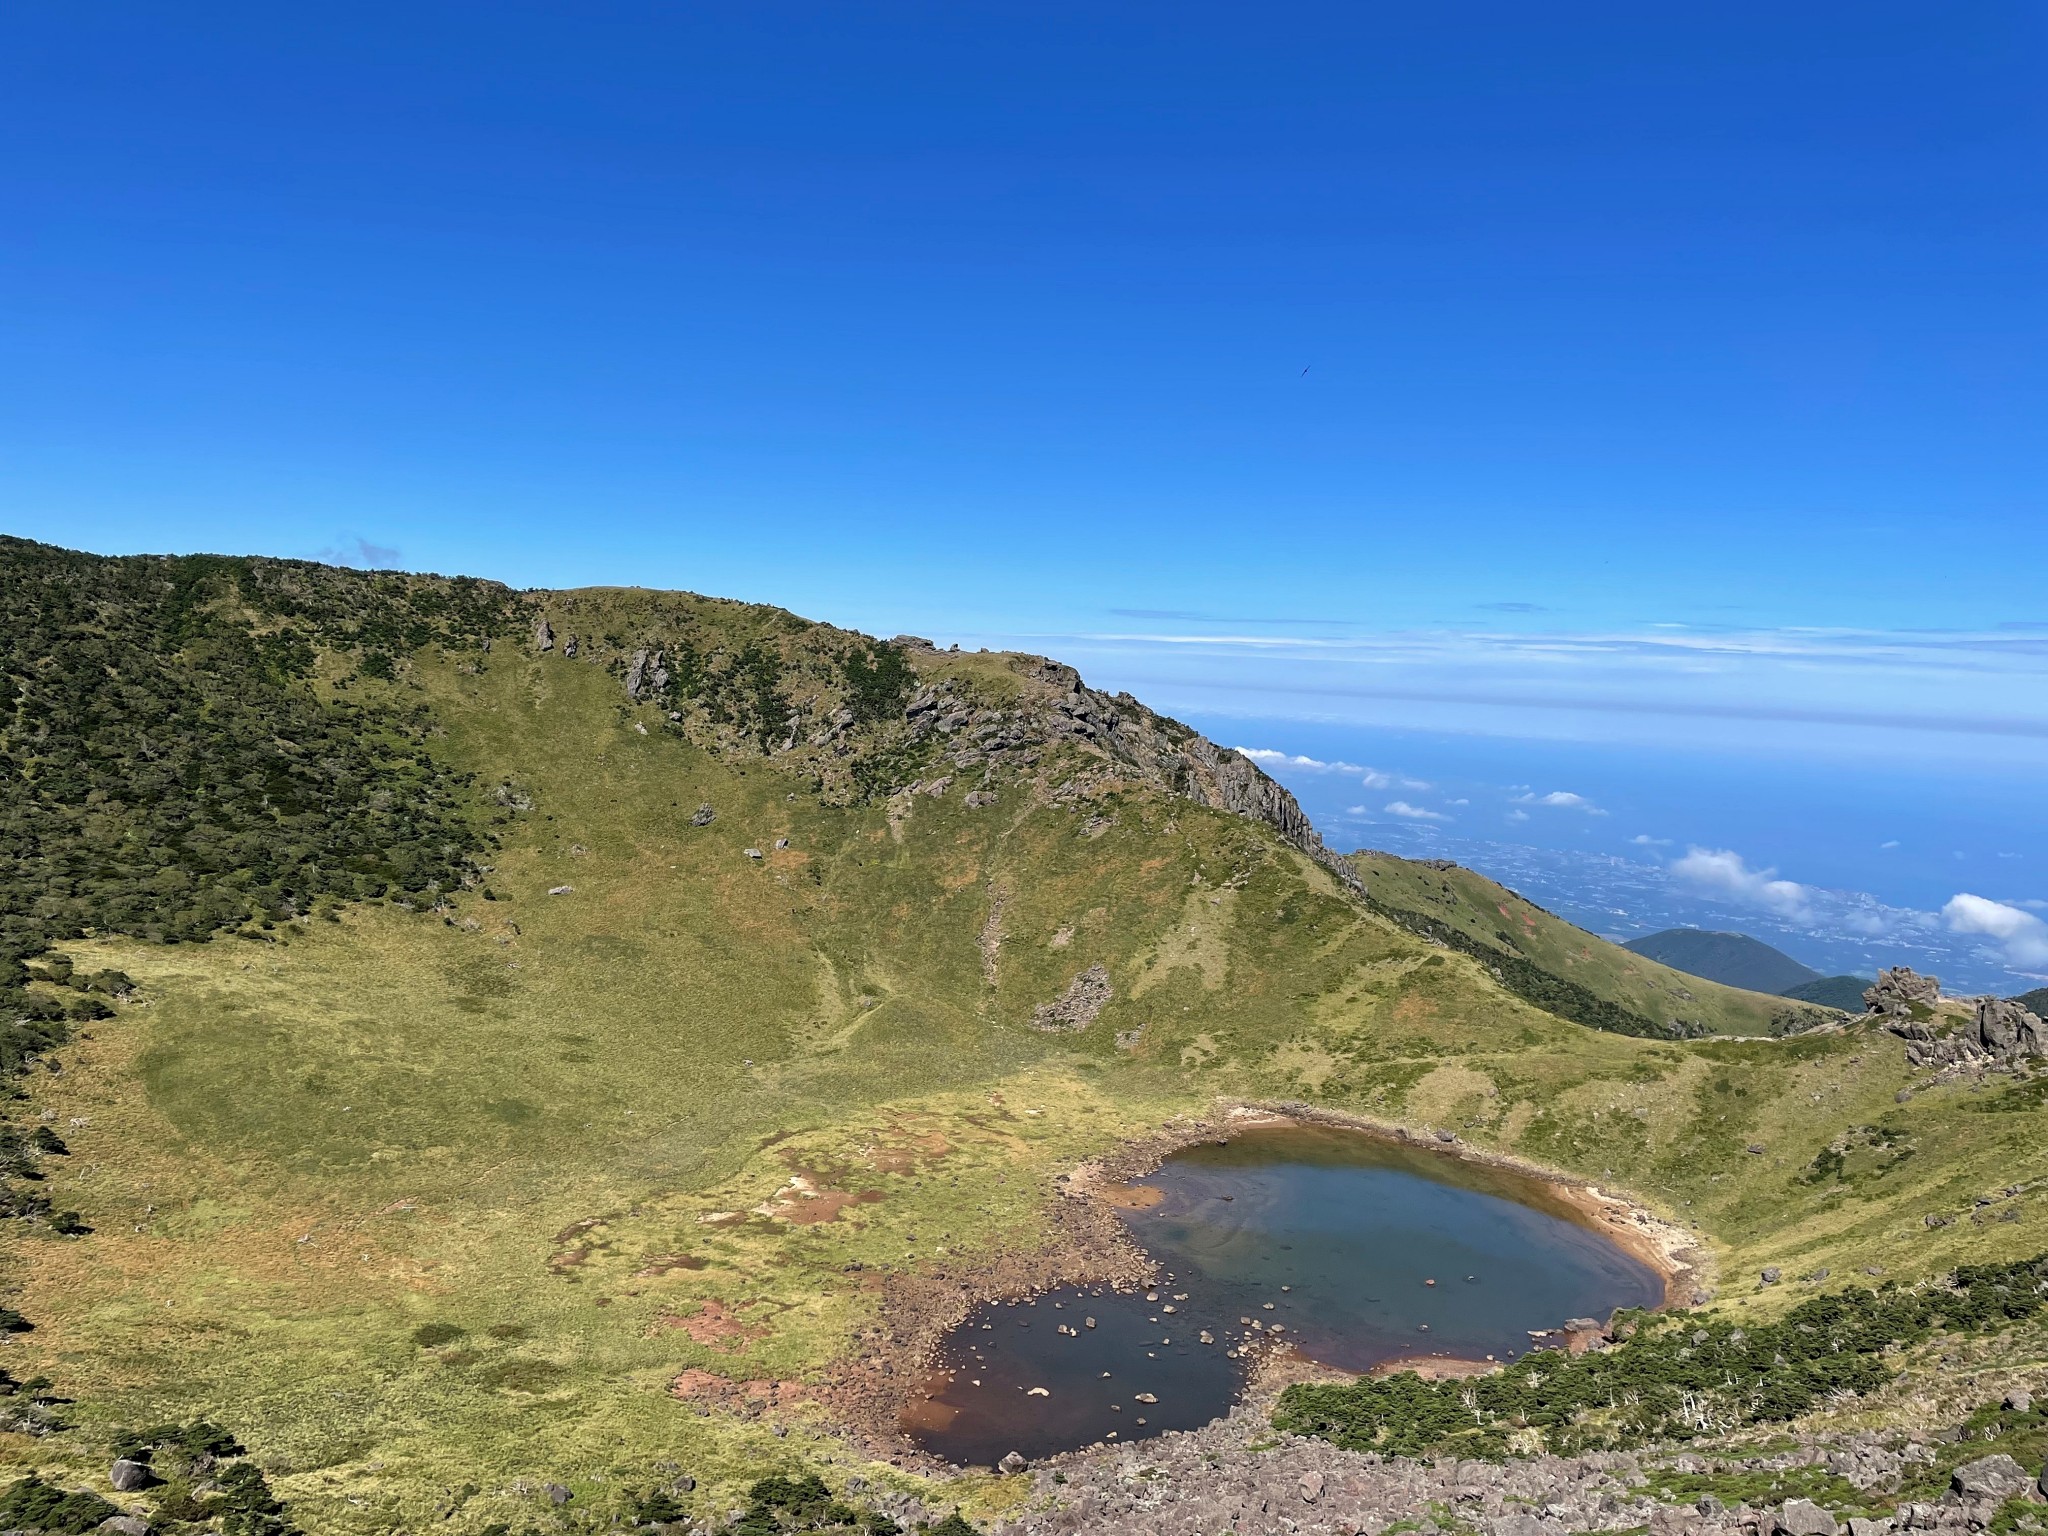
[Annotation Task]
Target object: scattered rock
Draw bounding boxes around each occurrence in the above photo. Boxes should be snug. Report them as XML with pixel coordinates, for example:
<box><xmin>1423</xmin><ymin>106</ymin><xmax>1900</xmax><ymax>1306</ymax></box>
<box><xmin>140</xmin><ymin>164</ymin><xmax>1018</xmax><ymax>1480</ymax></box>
<box><xmin>544</xmin><ymin>1483</ymin><xmax>573</xmax><ymax>1506</ymax></box>
<box><xmin>999</xmin><ymin>1452</ymin><xmax>1027</xmax><ymax>1476</ymax></box>
<box><xmin>1761</xmin><ymin>1267</ymin><xmax>1782</xmax><ymax>1285</ymax></box>
<box><xmin>547</xmin><ymin>885</ymin><xmax>574</xmax><ymax>896</ymax></box>
<box><xmin>1846</xmin><ymin>1519</ymin><xmax>1893</xmax><ymax>1536</ymax></box>
<box><xmin>96</xmin><ymin>1518</ymin><xmax>149</xmax><ymax>1536</ymax></box>
<box><xmin>744</xmin><ymin>848</ymin><xmax>763</xmax><ymax>860</ymax></box>
<box><xmin>1298</xmin><ymin>1471</ymin><xmax>1324</xmax><ymax>1503</ymax></box>
<box><xmin>2005</xmin><ymin>1390</ymin><xmax>2032</xmax><ymax>1413</ymax></box>
<box><xmin>1949</xmin><ymin>1453</ymin><xmax>2031</xmax><ymax>1502</ymax></box>
<box><xmin>1775</xmin><ymin>1497</ymin><xmax>1841</xmax><ymax>1536</ymax></box>
<box><xmin>534</xmin><ymin>617</ymin><xmax>554</xmax><ymax>652</ymax></box>
<box><xmin>690</xmin><ymin>803</ymin><xmax>716</xmax><ymax>826</ymax></box>
<box><xmin>965</xmin><ymin>790</ymin><xmax>998</xmax><ymax>809</ymax></box>
<box><xmin>1031</xmin><ymin>966</ymin><xmax>1113</xmax><ymax>1032</ymax></box>
<box><xmin>108</xmin><ymin>1460</ymin><xmax>153</xmax><ymax>1493</ymax></box>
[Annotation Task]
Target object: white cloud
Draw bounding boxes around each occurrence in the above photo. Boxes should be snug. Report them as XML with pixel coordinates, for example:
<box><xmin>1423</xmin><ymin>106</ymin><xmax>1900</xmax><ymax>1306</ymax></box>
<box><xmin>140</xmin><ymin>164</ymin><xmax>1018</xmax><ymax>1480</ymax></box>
<box><xmin>1630</xmin><ymin>834</ymin><xmax>1671</xmax><ymax>847</ymax></box>
<box><xmin>1513</xmin><ymin>790</ymin><xmax>1607</xmax><ymax>815</ymax></box>
<box><xmin>1362</xmin><ymin>766</ymin><xmax>1431</xmax><ymax>790</ymax></box>
<box><xmin>1880</xmin><ymin>840</ymin><xmax>1900</xmax><ymax>850</ymax></box>
<box><xmin>1233</xmin><ymin>747</ymin><xmax>1362</xmax><ymax>773</ymax></box>
<box><xmin>1670</xmin><ymin>847</ymin><xmax>1815</xmax><ymax>921</ymax></box>
<box><xmin>1450</xmin><ymin>797</ymin><xmax>1470</xmax><ymax>806</ymax></box>
<box><xmin>1943</xmin><ymin>894</ymin><xmax>2048</xmax><ymax>969</ymax></box>
<box><xmin>1506</xmin><ymin>809</ymin><xmax>1529</xmax><ymax>822</ymax></box>
<box><xmin>1386</xmin><ymin>800</ymin><xmax>1451</xmax><ymax>822</ymax></box>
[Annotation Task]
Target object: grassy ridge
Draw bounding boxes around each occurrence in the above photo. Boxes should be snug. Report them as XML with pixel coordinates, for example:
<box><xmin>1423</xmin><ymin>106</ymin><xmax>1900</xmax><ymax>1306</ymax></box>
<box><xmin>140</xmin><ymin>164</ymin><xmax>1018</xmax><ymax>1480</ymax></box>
<box><xmin>2</xmin><ymin>577</ymin><xmax>2045</xmax><ymax>1531</ymax></box>
<box><xmin>1348</xmin><ymin>851</ymin><xmax>1826</xmax><ymax>1037</ymax></box>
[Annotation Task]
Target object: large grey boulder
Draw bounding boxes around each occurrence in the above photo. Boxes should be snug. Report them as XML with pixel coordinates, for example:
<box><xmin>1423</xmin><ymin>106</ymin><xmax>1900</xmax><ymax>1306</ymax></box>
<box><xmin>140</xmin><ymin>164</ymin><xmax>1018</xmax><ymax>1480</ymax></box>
<box><xmin>998</xmin><ymin>1452</ymin><xmax>1027</xmax><ymax>1475</ymax></box>
<box><xmin>1950</xmin><ymin>1454</ymin><xmax>2031</xmax><ymax>1502</ymax></box>
<box><xmin>107</xmin><ymin>1460</ymin><xmax>153</xmax><ymax>1492</ymax></box>
<box><xmin>1775</xmin><ymin>1498</ymin><xmax>1841</xmax><ymax>1536</ymax></box>
<box><xmin>533</xmin><ymin>617</ymin><xmax>554</xmax><ymax>652</ymax></box>
<box><xmin>96</xmin><ymin>1518</ymin><xmax>149</xmax><ymax>1536</ymax></box>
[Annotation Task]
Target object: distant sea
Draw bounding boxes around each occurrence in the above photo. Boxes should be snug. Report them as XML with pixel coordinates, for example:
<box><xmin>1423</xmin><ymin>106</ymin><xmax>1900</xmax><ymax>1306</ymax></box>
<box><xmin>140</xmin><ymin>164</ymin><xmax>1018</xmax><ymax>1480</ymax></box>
<box><xmin>1174</xmin><ymin>713</ymin><xmax>2048</xmax><ymax>996</ymax></box>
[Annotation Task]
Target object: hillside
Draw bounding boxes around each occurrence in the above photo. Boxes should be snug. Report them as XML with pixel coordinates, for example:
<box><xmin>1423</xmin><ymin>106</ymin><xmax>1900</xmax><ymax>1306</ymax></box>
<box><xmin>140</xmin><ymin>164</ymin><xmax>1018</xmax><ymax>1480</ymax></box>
<box><xmin>1348</xmin><ymin>854</ymin><xmax>1826</xmax><ymax>1038</ymax></box>
<box><xmin>1783</xmin><ymin>974</ymin><xmax>1877</xmax><ymax>1010</ymax></box>
<box><xmin>1622</xmin><ymin>928</ymin><xmax>1821</xmax><ymax>997</ymax></box>
<box><xmin>5</xmin><ymin>539</ymin><xmax>2048</xmax><ymax>1534</ymax></box>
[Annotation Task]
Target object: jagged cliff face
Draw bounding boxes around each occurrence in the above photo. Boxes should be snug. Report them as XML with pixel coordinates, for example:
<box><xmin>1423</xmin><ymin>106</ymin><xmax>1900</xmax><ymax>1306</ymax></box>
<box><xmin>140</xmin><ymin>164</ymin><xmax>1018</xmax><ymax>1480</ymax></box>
<box><xmin>522</xmin><ymin>592</ymin><xmax>1355</xmax><ymax>888</ymax></box>
<box><xmin>993</xmin><ymin>656</ymin><xmax>1357</xmax><ymax>888</ymax></box>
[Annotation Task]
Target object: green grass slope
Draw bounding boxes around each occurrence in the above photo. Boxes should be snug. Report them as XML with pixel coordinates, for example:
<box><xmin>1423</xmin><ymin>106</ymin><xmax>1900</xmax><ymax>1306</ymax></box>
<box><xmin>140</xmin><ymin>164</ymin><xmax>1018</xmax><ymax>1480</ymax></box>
<box><xmin>1347</xmin><ymin>851</ymin><xmax>1827</xmax><ymax>1037</ymax></box>
<box><xmin>2</xmin><ymin>549</ymin><xmax>2045</xmax><ymax>1532</ymax></box>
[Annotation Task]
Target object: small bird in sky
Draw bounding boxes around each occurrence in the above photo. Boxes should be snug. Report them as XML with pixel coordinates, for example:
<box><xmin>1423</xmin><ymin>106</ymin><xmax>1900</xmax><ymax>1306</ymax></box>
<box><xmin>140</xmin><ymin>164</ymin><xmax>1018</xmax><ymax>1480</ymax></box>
<box><xmin>1301</xmin><ymin>365</ymin><xmax>1311</xmax><ymax>376</ymax></box>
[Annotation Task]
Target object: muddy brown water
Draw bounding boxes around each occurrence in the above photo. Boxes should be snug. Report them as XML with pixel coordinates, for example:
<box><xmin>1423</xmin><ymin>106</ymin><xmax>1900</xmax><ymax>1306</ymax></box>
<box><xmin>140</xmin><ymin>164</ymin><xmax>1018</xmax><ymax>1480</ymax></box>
<box><xmin>905</xmin><ymin>1124</ymin><xmax>1663</xmax><ymax>1467</ymax></box>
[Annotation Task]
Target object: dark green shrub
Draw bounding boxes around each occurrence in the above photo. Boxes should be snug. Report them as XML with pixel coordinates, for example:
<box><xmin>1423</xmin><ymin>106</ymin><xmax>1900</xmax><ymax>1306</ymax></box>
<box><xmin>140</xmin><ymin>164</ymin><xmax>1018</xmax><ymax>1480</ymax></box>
<box><xmin>0</xmin><ymin>1474</ymin><xmax>118</xmax><ymax>1535</ymax></box>
<box><xmin>1275</xmin><ymin>1252</ymin><xmax>2048</xmax><ymax>1459</ymax></box>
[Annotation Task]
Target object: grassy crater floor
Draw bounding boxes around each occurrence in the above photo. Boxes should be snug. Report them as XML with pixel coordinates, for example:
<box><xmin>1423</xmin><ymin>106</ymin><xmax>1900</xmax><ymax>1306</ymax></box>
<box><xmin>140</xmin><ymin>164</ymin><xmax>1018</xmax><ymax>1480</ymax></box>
<box><xmin>5</xmin><ymin>648</ymin><xmax>2047</xmax><ymax>1532</ymax></box>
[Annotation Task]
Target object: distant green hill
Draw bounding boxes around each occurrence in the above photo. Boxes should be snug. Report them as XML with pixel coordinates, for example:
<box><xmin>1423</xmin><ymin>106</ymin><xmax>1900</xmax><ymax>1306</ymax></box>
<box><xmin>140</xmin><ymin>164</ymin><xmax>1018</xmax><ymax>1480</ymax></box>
<box><xmin>2018</xmin><ymin>987</ymin><xmax>2048</xmax><ymax>1014</ymax></box>
<box><xmin>1622</xmin><ymin>927</ymin><xmax>1821</xmax><ymax>996</ymax></box>
<box><xmin>1782</xmin><ymin>974</ymin><xmax>1873</xmax><ymax>1010</ymax></box>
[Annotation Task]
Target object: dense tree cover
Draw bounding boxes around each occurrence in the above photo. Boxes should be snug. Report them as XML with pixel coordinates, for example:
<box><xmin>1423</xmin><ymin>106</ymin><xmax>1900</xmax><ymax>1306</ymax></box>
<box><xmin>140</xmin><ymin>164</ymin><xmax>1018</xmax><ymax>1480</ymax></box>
<box><xmin>1274</xmin><ymin>1253</ymin><xmax>2048</xmax><ymax>1458</ymax></box>
<box><xmin>1363</xmin><ymin>894</ymin><xmax>1685</xmax><ymax>1039</ymax></box>
<box><xmin>0</xmin><ymin>537</ymin><xmax>517</xmax><ymax>1244</ymax></box>
<box><xmin>0</xmin><ymin>536</ymin><xmax>517</xmax><ymax>991</ymax></box>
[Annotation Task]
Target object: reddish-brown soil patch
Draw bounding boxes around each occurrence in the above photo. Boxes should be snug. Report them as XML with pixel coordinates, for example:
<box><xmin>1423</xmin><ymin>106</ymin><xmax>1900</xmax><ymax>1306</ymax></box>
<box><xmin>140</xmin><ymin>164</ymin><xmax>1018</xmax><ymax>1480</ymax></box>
<box><xmin>1093</xmin><ymin>1181</ymin><xmax>1164</xmax><ymax>1211</ymax></box>
<box><xmin>655</xmin><ymin>1299</ymin><xmax>768</xmax><ymax>1349</ymax></box>
<box><xmin>781</xmin><ymin>1188</ymin><xmax>885</xmax><ymax>1224</ymax></box>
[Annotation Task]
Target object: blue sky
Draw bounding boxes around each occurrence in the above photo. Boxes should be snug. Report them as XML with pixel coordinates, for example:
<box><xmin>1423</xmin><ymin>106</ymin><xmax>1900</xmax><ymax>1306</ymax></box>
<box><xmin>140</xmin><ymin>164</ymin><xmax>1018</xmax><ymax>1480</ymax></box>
<box><xmin>4</xmin><ymin>4</ymin><xmax>2044</xmax><ymax>985</ymax></box>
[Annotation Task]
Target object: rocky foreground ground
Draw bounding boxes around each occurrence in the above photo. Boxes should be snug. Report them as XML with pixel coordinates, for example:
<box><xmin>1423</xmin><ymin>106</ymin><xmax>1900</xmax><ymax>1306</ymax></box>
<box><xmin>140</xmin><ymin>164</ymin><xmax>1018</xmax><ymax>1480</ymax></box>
<box><xmin>858</xmin><ymin>1398</ymin><xmax>2048</xmax><ymax>1536</ymax></box>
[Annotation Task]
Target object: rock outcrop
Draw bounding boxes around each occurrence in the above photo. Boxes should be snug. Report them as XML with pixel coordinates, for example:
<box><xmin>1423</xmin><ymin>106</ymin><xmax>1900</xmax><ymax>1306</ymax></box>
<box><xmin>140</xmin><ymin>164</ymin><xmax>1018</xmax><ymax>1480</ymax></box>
<box><xmin>1883</xmin><ymin>990</ymin><xmax>2048</xmax><ymax>1071</ymax></box>
<box><xmin>984</xmin><ymin>659</ymin><xmax>1358</xmax><ymax>891</ymax></box>
<box><xmin>1032</xmin><ymin>966</ymin><xmax>1113</xmax><ymax>1032</ymax></box>
<box><xmin>1864</xmin><ymin>967</ymin><xmax>1941</xmax><ymax>1021</ymax></box>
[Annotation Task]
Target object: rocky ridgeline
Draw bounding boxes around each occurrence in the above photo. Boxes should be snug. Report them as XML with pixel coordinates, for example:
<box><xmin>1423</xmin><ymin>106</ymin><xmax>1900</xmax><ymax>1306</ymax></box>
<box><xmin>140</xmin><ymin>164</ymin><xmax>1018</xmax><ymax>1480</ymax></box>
<box><xmin>1864</xmin><ymin>969</ymin><xmax>2048</xmax><ymax>1071</ymax></box>
<box><xmin>913</xmin><ymin>656</ymin><xmax>1358</xmax><ymax>891</ymax></box>
<box><xmin>530</xmin><ymin>612</ymin><xmax>1357</xmax><ymax>891</ymax></box>
<box><xmin>984</xmin><ymin>1406</ymin><xmax>2048</xmax><ymax>1536</ymax></box>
